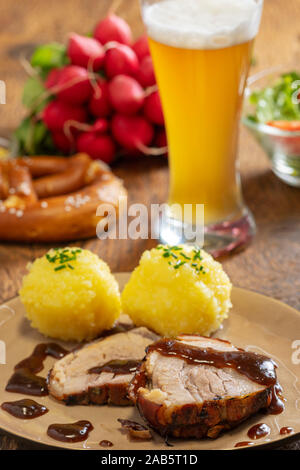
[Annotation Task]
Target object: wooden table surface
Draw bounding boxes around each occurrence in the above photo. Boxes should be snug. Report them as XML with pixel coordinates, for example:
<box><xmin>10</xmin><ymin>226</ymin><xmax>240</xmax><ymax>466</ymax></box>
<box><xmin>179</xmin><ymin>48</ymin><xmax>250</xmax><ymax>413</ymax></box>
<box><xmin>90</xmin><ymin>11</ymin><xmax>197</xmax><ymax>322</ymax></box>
<box><xmin>0</xmin><ymin>0</ymin><xmax>299</xmax><ymax>450</ymax></box>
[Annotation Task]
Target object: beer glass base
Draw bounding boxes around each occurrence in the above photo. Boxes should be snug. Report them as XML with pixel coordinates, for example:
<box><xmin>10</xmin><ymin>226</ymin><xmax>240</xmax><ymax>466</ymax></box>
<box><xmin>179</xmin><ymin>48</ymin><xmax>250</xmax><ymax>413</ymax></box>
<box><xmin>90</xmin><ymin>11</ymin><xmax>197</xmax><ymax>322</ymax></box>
<box><xmin>158</xmin><ymin>209</ymin><xmax>256</xmax><ymax>258</ymax></box>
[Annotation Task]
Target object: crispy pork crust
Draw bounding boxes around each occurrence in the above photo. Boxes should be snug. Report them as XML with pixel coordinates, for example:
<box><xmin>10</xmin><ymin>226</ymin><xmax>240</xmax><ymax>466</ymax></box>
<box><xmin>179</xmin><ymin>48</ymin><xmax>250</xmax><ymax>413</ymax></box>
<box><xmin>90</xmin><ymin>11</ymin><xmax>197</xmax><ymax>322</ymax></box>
<box><xmin>51</xmin><ymin>378</ymin><xmax>131</xmax><ymax>406</ymax></box>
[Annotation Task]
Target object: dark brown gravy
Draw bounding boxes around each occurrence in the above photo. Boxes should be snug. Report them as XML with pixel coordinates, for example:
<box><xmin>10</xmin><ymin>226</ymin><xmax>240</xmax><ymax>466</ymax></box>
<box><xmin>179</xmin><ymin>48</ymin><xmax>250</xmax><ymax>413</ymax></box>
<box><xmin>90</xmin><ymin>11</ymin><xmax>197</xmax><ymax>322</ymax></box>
<box><xmin>147</xmin><ymin>339</ymin><xmax>284</xmax><ymax>414</ymax></box>
<box><xmin>234</xmin><ymin>441</ymin><xmax>255</xmax><ymax>448</ymax></box>
<box><xmin>5</xmin><ymin>342</ymin><xmax>68</xmax><ymax>397</ymax></box>
<box><xmin>15</xmin><ymin>343</ymin><xmax>68</xmax><ymax>374</ymax></box>
<box><xmin>147</xmin><ymin>339</ymin><xmax>277</xmax><ymax>386</ymax></box>
<box><xmin>247</xmin><ymin>423</ymin><xmax>270</xmax><ymax>440</ymax></box>
<box><xmin>269</xmin><ymin>383</ymin><xmax>285</xmax><ymax>415</ymax></box>
<box><xmin>280</xmin><ymin>426</ymin><xmax>294</xmax><ymax>435</ymax></box>
<box><xmin>47</xmin><ymin>420</ymin><xmax>93</xmax><ymax>443</ymax></box>
<box><xmin>89</xmin><ymin>360</ymin><xmax>140</xmax><ymax>376</ymax></box>
<box><xmin>99</xmin><ymin>440</ymin><xmax>114</xmax><ymax>447</ymax></box>
<box><xmin>5</xmin><ymin>369</ymin><xmax>48</xmax><ymax>396</ymax></box>
<box><xmin>1</xmin><ymin>399</ymin><xmax>48</xmax><ymax>419</ymax></box>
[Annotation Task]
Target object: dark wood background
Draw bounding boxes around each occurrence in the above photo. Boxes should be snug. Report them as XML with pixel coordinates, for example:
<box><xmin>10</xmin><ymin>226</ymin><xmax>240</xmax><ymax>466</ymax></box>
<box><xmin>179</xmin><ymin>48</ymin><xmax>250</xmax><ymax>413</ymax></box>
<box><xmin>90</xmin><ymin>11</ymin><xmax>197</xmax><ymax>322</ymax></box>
<box><xmin>0</xmin><ymin>0</ymin><xmax>299</xmax><ymax>450</ymax></box>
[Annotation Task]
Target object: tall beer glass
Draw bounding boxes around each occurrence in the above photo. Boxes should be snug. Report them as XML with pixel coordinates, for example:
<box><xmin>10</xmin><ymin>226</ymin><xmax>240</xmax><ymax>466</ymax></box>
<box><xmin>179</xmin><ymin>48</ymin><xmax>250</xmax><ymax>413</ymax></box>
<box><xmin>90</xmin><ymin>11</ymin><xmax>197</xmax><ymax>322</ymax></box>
<box><xmin>140</xmin><ymin>0</ymin><xmax>264</xmax><ymax>255</ymax></box>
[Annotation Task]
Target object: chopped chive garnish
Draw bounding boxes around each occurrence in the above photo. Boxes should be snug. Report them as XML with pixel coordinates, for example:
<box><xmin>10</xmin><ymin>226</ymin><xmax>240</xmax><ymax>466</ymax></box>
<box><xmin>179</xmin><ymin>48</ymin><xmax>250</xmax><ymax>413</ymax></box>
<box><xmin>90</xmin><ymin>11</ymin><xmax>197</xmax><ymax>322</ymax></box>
<box><xmin>156</xmin><ymin>245</ymin><xmax>206</xmax><ymax>275</ymax></box>
<box><xmin>174</xmin><ymin>260</ymin><xmax>186</xmax><ymax>269</ymax></box>
<box><xmin>180</xmin><ymin>252</ymin><xmax>191</xmax><ymax>260</ymax></box>
<box><xmin>46</xmin><ymin>248</ymin><xmax>82</xmax><ymax>272</ymax></box>
<box><xmin>54</xmin><ymin>264</ymin><xmax>66</xmax><ymax>271</ymax></box>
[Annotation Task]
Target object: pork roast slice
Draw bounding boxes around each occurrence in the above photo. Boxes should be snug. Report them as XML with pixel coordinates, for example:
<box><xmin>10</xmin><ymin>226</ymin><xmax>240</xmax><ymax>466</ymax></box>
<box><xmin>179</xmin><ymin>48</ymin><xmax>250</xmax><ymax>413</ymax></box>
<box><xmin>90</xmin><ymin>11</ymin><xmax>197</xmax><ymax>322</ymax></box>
<box><xmin>129</xmin><ymin>335</ymin><xmax>280</xmax><ymax>439</ymax></box>
<box><xmin>48</xmin><ymin>327</ymin><xmax>159</xmax><ymax>406</ymax></box>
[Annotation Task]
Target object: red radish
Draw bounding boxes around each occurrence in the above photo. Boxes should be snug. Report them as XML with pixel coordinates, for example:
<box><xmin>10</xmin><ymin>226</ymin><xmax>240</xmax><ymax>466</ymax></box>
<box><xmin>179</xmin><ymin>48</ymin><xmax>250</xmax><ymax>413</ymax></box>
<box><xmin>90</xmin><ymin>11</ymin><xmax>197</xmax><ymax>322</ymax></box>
<box><xmin>144</xmin><ymin>90</ymin><xmax>164</xmax><ymax>126</ymax></box>
<box><xmin>132</xmin><ymin>35</ymin><xmax>150</xmax><ymax>62</ymax></box>
<box><xmin>62</xmin><ymin>118</ymin><xmax>109</xmax><ymax>143</ymax></box>
<box><xmin>108</xmin><ymin>75</ymin><xmax>145</xmax><ymax>115</ymax></box>
<box><xmin>155</xmin><ymin>128</ymin><xmax>167</xmax><ymax>147</ymax></box>
<box><xmin>91</xmin><ymin>118</ymin><xmax>109</xmax><ymax>134</ymax></box>
<box><xmin>105</xmin><ymin>43</ymin><xmax>139</xmax><ymax>78</ymax></box>
<box><xmin>94</xmin><ymin>14</ymin><xmax>132</xmax><ymax>45</ymax></box>
<box><xmin>111</xmin><ymin>114</ymin><xmax>154</xmax><ymax>152</ymax></box>
<box><xmin>154</xmin><ymin>128</ymin><xmax>168</xmax><ymax>157</ymax></box>
<box><xmin>136</xmin><ymin>55</ymin><xmax>156</xmax><ymax>87</ymax></box>
<box><xmin>43</xmin><ymin>100</ymin><xmax>87</xmax><ymax>132</ymax></box>
<box><xmin>67</xmin><ymin>33</ymin><xmax>105</xmax><ymax>71</ymax></box>
<box><xmin>51</xmin><ymin>131</ymin><xmax>74</xmax><ymax>154</ymax></box>
<box><xmin>54</xmin><ymin>65</ymin><xmax>92</xmax><ymax>105</ymax></box>
<box><xmin>76</xmin><ymin>132</ymin><xmax>116</xmax><ymax>163</ymax></box>
<box><xmin>89</xmin><ymin>80</ymin><xmax>112</xmax><ymax>118</ymax></box>
<box><xmin>45</xmin><ymin>68</ymin><xmax>63</xmax><ymax>89</ymax></box>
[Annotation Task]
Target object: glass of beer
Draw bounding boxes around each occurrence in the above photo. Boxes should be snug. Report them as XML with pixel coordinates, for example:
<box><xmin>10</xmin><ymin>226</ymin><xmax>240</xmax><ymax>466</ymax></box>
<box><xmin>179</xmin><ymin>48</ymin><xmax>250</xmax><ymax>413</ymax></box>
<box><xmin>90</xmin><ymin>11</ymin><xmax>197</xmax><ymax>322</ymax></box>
<box><xmin>140</xmin><ymin>0</ymin><xmax>264</xmax><ymax>256</ymax></box>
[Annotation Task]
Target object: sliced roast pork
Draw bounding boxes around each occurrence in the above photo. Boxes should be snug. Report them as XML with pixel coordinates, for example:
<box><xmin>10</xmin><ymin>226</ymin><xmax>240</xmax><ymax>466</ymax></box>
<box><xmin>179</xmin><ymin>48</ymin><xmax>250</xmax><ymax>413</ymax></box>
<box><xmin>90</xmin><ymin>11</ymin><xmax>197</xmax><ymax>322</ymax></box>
<box><xmin>48</xmin><ymin>327</ymin><xmax>158</xmax><ymax>406</ymax></box>
<box><xmin>129</xmin><ymin>335</ymin><xmax>282</xmax><ymax>439</ymax></box>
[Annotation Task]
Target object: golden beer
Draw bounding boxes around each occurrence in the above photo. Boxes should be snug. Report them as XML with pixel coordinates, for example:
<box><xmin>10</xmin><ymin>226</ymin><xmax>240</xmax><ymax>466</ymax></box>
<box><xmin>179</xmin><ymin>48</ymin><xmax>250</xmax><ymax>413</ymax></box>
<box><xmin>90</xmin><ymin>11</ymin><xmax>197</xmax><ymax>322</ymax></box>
<box><xmin>142</xmin><ymin>0</ymin><xmax>264</xmax><ymax>253</ymax></box>
<box><xmin>149</xmin><ymin>38</ymin><xmax>253</xmax><ymax>224</ymax></box>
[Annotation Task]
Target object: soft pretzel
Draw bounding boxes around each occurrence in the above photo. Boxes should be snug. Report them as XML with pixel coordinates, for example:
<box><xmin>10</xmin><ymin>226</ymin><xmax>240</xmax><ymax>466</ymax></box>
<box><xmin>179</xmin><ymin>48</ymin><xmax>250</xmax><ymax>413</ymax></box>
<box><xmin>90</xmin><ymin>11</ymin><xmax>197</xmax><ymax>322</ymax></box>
<box><xmin>0</xmin><ymin>154</ymin><xmax>127</xmax><ymax>242</ymax></box>
<box><xmin>32</xmin><ymin>154</ymin><xmax>91</xmax><ymax>198</ymax></box>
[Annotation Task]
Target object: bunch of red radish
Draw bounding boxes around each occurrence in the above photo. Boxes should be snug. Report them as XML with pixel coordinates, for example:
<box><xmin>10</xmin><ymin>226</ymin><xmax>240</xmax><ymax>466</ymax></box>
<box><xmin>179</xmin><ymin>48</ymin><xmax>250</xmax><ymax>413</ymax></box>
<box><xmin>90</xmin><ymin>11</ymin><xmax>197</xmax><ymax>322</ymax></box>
<box><xmin>42</xmin><ymin>14</ymin><xmax>167</xmax><ymax>163</ymax></box>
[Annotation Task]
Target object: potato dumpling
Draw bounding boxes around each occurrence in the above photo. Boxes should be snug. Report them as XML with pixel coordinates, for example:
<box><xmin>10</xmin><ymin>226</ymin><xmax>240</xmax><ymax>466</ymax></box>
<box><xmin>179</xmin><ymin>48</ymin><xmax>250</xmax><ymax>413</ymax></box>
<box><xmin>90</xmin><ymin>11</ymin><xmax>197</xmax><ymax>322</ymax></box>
<box><xmin>20</xmin><ymin>248</ymin><xmax>121</xmax><ymax>342</ymax></box>
<box><xmin>121</xmin><ymin>245</ymin><xmax>232</xmax><ymax>337</ymax></box>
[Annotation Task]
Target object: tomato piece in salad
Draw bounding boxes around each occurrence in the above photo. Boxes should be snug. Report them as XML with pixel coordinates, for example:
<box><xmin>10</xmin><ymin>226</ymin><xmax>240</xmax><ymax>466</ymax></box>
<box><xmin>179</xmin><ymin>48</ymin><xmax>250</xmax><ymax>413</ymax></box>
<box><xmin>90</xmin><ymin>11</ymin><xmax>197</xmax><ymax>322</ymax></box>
<box><xmin>267</xmin><ymin>120</ymin><xmax>300</xmax><ymax>131</ymax></box>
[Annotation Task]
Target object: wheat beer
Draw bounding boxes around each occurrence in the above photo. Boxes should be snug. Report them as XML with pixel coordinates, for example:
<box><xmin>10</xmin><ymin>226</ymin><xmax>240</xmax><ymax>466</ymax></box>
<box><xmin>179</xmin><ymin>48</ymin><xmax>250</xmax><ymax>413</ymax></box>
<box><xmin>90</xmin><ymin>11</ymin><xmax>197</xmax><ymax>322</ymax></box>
<box><xmin>141</xmin><ymin>0</ymin><xmax>264</xmax><ymax>253</ymax></box>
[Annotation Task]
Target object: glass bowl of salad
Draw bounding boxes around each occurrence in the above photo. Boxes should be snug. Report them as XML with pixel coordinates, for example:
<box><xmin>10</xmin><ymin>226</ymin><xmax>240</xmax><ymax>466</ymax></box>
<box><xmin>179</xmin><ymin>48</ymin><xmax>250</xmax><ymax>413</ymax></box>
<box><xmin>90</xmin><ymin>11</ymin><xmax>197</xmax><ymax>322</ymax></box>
<box><xmin>243</xmin><ymin>66</ymin><xmax>300</xmax><ymax>187</ymax></box>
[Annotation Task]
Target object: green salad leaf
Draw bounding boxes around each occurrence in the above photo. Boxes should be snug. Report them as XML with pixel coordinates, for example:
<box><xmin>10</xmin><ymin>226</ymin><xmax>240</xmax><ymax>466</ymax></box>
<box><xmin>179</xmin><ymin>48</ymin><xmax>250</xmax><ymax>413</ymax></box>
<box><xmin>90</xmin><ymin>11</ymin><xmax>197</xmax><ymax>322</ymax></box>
<box><xmin>12</xmin><ymin>42</ymin><xmax>69</xmax><ymax>156</ymax></box>
<box><xmin>22</xmin><ymin>76</ymin><xmax>51</xmax><ymax>112</ymax></box>
<box><xmin>31</xmin><ymin>42</ymin><xmax>69</xmax><ymax>72</ymax></box>
<box><xmin>248</xmin><ymin>71</ymin><xmax>300</xmax><ymax>123</ymax></box>
<box><xmin>13</xmin><ymin>118</ymin><xmax>55</xmax><ymax>156</ymax></box>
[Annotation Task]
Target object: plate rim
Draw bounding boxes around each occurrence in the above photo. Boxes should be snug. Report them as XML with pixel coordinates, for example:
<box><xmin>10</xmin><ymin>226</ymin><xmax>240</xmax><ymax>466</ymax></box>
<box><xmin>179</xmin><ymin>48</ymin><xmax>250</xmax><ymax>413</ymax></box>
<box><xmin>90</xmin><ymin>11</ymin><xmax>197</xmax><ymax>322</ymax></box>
<box><xmin>1</xmin><ymin>422</ymin><xmax>299</xmax><ymax>451</ymax></box>
<box><xmin>0</xmin><ymin>276</ymin><xmax>299</xmax><ymax>451</ymax></box>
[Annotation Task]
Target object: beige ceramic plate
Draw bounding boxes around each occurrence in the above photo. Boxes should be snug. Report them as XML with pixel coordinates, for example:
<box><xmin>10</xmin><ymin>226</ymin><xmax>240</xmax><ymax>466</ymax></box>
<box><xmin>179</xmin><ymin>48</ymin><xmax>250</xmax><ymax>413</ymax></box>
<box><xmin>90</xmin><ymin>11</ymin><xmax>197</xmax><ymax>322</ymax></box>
<box><xmin>0</xmin><ymin>272</ymin><xmax>299</xmax><ymax>450</ymax></box>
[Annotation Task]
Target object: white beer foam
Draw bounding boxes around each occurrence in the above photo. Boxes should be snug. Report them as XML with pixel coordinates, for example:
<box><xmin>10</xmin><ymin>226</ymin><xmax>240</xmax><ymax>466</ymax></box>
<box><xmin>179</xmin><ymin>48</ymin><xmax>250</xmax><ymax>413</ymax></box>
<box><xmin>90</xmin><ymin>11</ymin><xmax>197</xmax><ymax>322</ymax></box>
<box><xmin>143</xmin><ymin>0</ymin><xmax>263</xmax><ymax>49</ymax></box>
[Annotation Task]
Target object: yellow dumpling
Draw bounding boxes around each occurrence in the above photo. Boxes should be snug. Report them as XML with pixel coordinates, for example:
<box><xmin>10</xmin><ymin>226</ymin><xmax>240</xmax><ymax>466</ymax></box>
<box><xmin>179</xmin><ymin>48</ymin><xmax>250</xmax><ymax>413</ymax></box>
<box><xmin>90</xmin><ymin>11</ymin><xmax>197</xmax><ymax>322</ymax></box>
<box><xmin>121</xmin><ymin>245</ymin><xmax>232</xmax><ymax>337</ymax></box>
<box><xmin>20</xmin><ymin>248</ymin><xmax>121</xmax><ymax>342</ymax></box>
